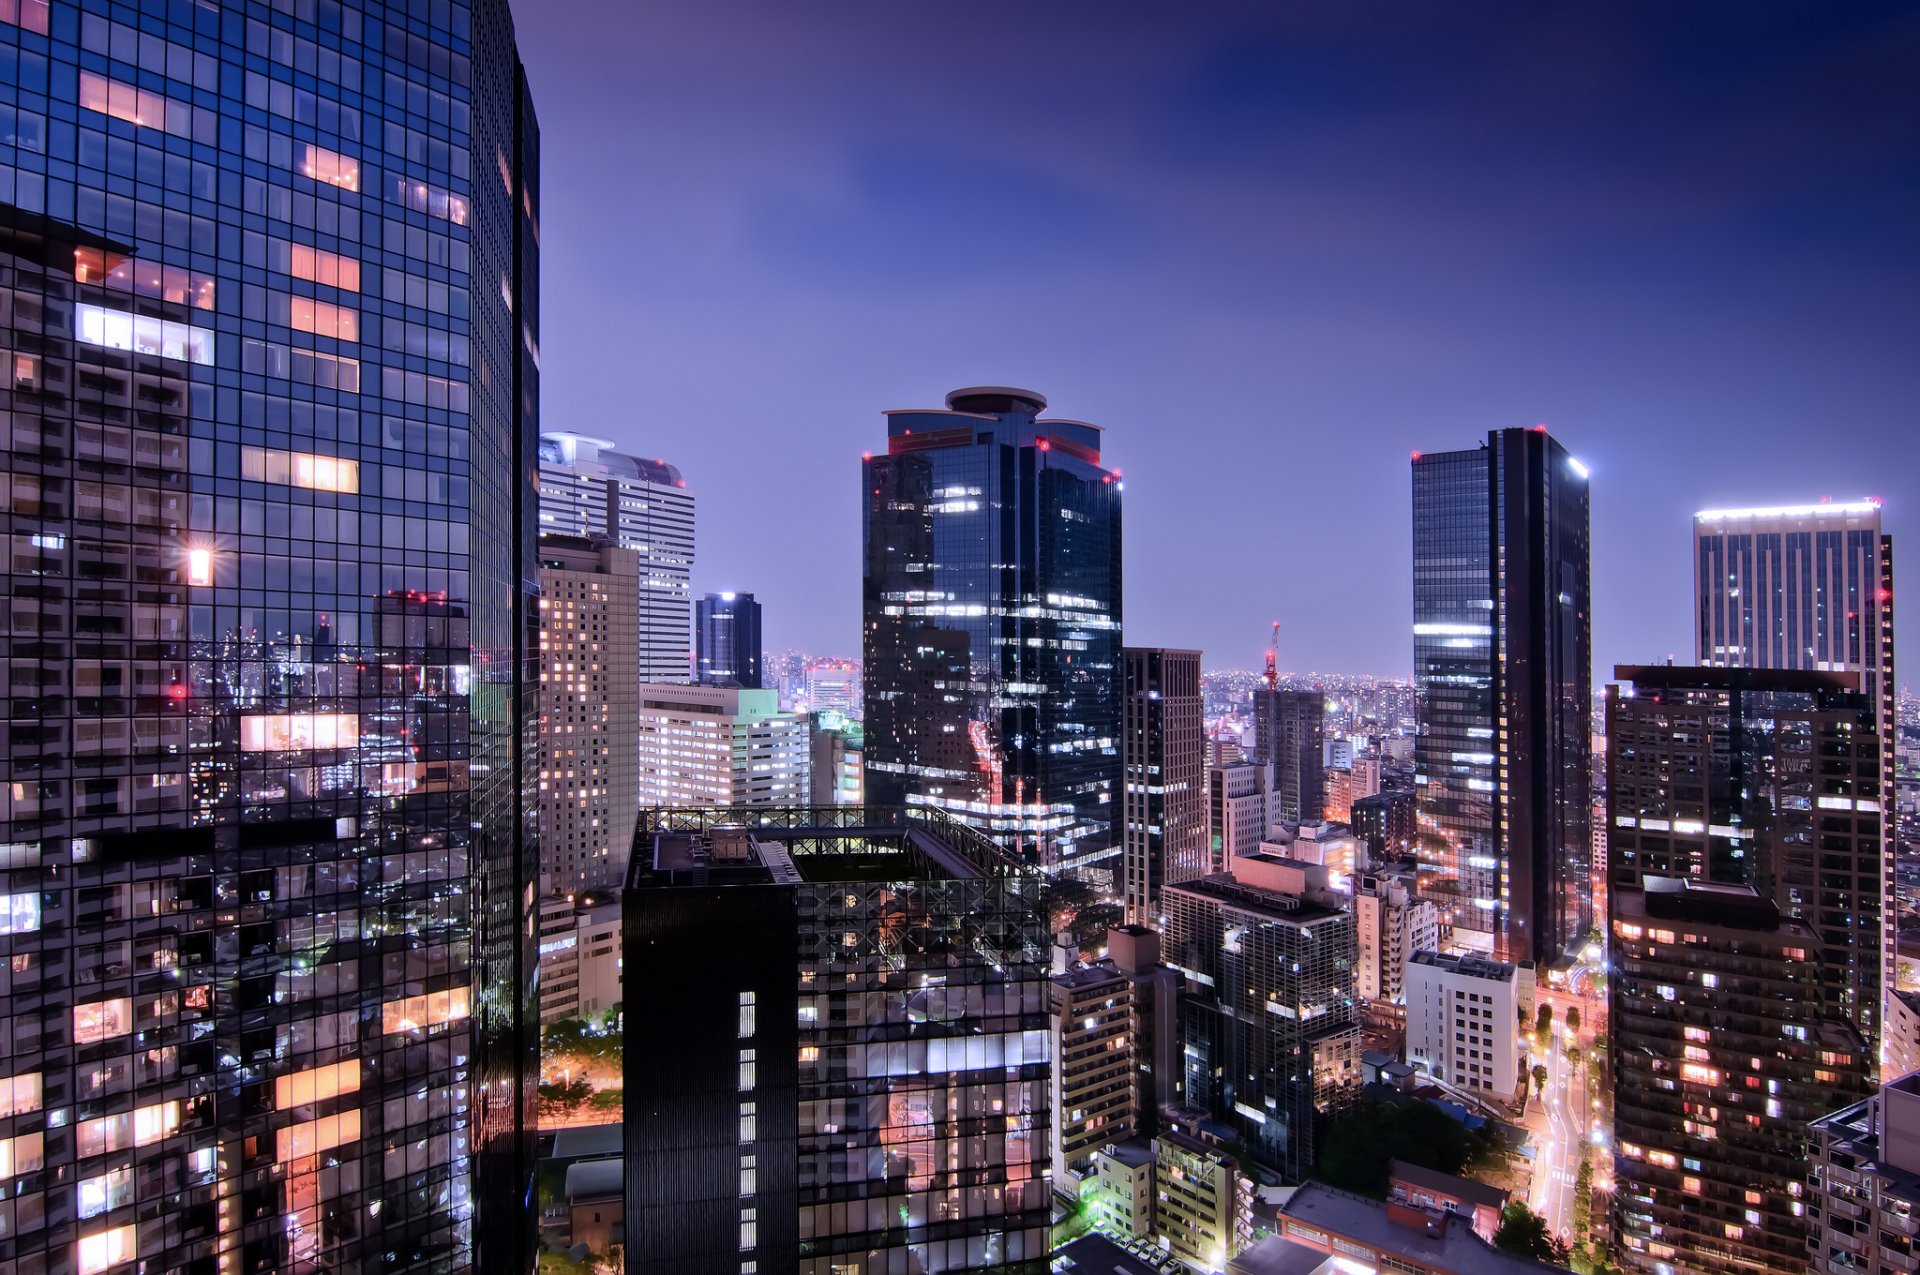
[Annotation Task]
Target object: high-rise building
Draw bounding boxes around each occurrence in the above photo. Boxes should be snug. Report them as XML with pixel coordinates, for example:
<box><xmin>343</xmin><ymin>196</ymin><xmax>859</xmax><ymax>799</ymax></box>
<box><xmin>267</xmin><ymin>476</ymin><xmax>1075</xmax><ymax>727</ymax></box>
<box><xmin>1694</xmin><ymin>500</ymin><xmax>1897</xmax><ymax>1060</ymax></box>
<box><xmin>1163</xmin><ymin>853</ymin><xmax>1358</xmax><ymax>1179</ymax></box>
<box><xmin>1610</xmin><ymin>877</ymin><xmax>1871</xmax><ymax>1275</ymax></box>
<box><xmin>623</xmin><ymin>806</ymin><xmax>1053</xmax><ymax>1274</ymax></box>
<box><xmin>539</xmin><ymin>535</ymin><xmax>640</xmax><ymax>895</ymax></box>
<box><xmin>1403</xmin><ymin>951</ymin><xmax>1532</xmax><ymax>1102</ymax></box>
<box><xmin>1807</xmin><ymin>1070</ymin><xmax>1920</xmax><ymax>1275</ymax></box>
<box><xmin>1210</xmin><ymin>763</ymin><xmax>1270</xmax><ymax>868</ymax></box>
<box><xmin>1607</xmin><ymin>665</ymin><xmax>1885</xmax><ymax>1049</ymax></box>
<box><xmin>1122</xmin><ymin>648</ymin><xmax>1207</xmax><ymax>925</ymax></box>
<box><xmin>1254</xmin><ymin>689</ymin><xmax>1326</xmax><ymax>824</ymax></box>
<box><xmin>862</xmin><ymin>387</ymin><xmax>1123</xmax><ymax>878</ymax></box>
<box><xmin>1352</xmin><ymin>864</ymin><xmax>1441</xmax><ymax>1017</ymax></box>
<box><xmin>1350</xmin><ymin>790</ymin><xmax>1417</xmax><ymax>863</ymax></box>
<box><xmin>538</xmin><ymin>432</ymin><xmax>694</xmax><ymax>682</ymax></box>
<box><xmin>695</xmin><ymin>590</ymin><xmax>763</xmax><ymax>688</ymax></box>
<box><xmin>1412</xmin><ymin>428</ymin><xmax>1592</xmax><ymax>965</ymax></box>
<box><xmin>807</xmin><ymin>709</ymin><xmax>864</xmax><ymax>806</ymax></box>
<box><xmin>0</xmin><ymin>3</ymin><xmax>543</xmax><ymax>1270</ymax></box>
<box><xmin>636</xmin><ymin>684</ymin><xmax>808</xmax><ymax>808</ymax></box>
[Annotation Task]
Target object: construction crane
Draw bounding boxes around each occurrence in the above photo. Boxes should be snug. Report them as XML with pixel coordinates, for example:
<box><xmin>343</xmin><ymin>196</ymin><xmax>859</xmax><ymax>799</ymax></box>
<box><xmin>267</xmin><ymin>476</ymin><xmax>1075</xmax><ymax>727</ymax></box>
<box><xmin>1263</xmin><ymin>621</ymin><xmax>1279</xmax><ymax>691</ymax></box>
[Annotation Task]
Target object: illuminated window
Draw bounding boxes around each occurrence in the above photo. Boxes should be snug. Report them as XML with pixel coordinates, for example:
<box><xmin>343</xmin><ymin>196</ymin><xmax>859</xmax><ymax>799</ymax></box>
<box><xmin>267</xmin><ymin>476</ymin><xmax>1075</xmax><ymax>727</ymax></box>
<box><xmin>240</xmin><ymin>713</ymin><xmax>360</xmax><ymax>753</ymax></box>
<box><xmin>276</xmin><ymin>1109</ymin><xmax>360</xmax><ymax>1162</ymax></box>
<box><xmin>739</xmin><ymin>1205</ymin><xmax>757</xmax><ymax>1252</ymax></box>
<box><xmin>75</xmin><ymin>248</ymin><xmax>214</xmax><ymax>309</ymax></box>
<box><xmin>1</xmin><ymin>890</ymin><xmax>37</xmax><ymax>934</ymax></box>
<box><xmin>381</xmin><ymin>986</ymin><xmax>470</xmax><ymax>1035</ymax></box>
<box><xmin>77</xmin><ymin>1167</ymin><xmax>132</xmax><ymax>1219</ymax></box>
<box><xmin>77</xmin><ymin>1224</ymin><xmax>137</xmax><ymax>1275</ymax></box>
<box><xmin>0</xmin><ymin>1071</ymin><xmax>40</xmax><ymax>1117</ymax></box>
<box><xmin>77</xmin><ymin>1100</ymin><xmax>179</xmax><ymax>1156</ymax></box>
<box><xmin>291</xmin><ymin>244</ymin><xmax>361</xmax><ymax>292</ymax></box>
<box><xmin>738</xmin><ymin>991</ymin><xmax>755</xmax><ymax>1039</ymax></box>
<box><xmin>275</xmin><ymin>1060</ymin><xmax>361</xmax><ymax>1109</ymax></box>
<box><xmin>73</xmin><ymin>997</ymin><xmax>132</xmax><ymax>1045</ymax></box>
<box><xmin>0</xmin><ymin>1130</ymin><xmax>43</xmax><ymax>1177</ymax></box>
<box><xmin>186</xmin><ymin>547</ymin><xmax>214</xmax><ymax>587</ymax></box>
<box><xmin>75</xmin><ymin>303</ymin><xmax>215</xmax><ymax>366</ymax></box>
<box><xmin>0</xmin><ymin>0</ymin><xmax>50</xmax><ymax>33</ymax></box>
<box><xmin>78</xmin><ymin>70</ymin><xmax>165</xmax><ymax>128</ymax></box>
<box><xmin>738</xmin><ymin>1049</ymin><xmax>756</xmax><ymax>1092</ymax></box>
<box><xmin>289</xmin><ymin>296</ymin><xmax>359</xmax><ymax>341</ymax></box>
<box><xmin>302</xmin><ymin>143</ymin><xmax>359</xmax><ymax>190</ymax></box>
<box><xmin>242</xmin><ymin>447</ymin><xmax>360</xmax><ymax>494</ymax></box>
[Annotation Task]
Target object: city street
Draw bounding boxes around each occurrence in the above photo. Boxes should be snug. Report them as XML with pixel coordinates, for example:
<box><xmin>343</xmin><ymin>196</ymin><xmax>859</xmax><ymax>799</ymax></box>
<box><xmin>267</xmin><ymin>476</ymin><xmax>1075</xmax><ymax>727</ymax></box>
<box><xmin>1529</xmin><ymin>1022</ymin><xmax>1585</xmax><ymax>1236</ymax></box>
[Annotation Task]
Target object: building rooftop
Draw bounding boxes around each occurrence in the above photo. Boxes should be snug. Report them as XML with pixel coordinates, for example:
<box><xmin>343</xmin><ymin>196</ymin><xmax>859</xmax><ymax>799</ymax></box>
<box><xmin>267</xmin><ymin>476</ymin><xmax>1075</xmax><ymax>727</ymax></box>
<box><xmin>1388</xmin><ymin>1159</ymin><xmax>1508</xmax><ymax>1209</ymax></box>
<box><xmin>1409</xmin><ymin>949</ymin><xmax>1524</xmax><ymax>981</ymax></box>
<box><xmin>563</xmin><ymin>1158</ymin><xmax>623</xmax><ymax>1204</ymax></box>
<box><xmin>1279</xmin><ymin>1182</ymin><xmax>1572</xmax><ymax>1275</ymax></box>
<box><xmin>1613</xmin><ymin>662</ymin><xmax>1862</xmax><ymax>695</ymax></box>
<box><xmin>548</xmin><ymin>1123</ymin><xmax>622</xmax><ymax>1162</ymax></box>
<box><xmin>1164</xmin><ymin>870</ymin><xmax>1346</xmax><ymax>926</ymax></box>
<box><xmin>1053</xmin><ymin>1232</ymin><xmax>1183</xmax><ymax>1275</ymax></box>
<box><xmin>1055</xmin><ymin>961</ymin><xmax>1127</xmax><ymax>992</ymax></box>
<box><xmin>1621</xmin><ymin>874</ymin><xmax>1803</xmax><ymax>932</ymax></box>
<box><xmin>1098</xmin><ymin>1139</ymin><xmax>1158</xmax><ymax>1170</ymax></box>
<box><xmin>1229</xmin><ymin>1235</ymin><xmax>1348</xmax><ymax>1275</ymax></box>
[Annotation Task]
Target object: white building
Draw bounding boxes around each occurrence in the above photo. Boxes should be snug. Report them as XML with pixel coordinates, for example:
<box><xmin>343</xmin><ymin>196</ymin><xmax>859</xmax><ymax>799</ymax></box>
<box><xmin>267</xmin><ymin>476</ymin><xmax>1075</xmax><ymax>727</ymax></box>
<box><xmin>538</xmin><ymin>432</ymin><xmax>695</xmax><ymax>683</ymax></box>
<box><xmin>637</xmin><ymin>683</ymin><xmax>809</xmax><ymax>808</ymax></box>
<box><xmin>538</xmin><ymin>899</ymin><xmax>624</xmax><ymax>1024</ymax></box>
<box><xmin>538</xmin><ymin>536</ymin><xmax>640</xmax><ymax>895</ymax></box>
<box><xmin>1351</xmin><ymin>865</ymin><xmax>1440</xmax><ymax>1015</ymax></box>
<box><xmin>1209</xmin><ymin>763</ymin><xmax>1269</xmax><ymax>870</ymax></box>
<box><xmin>1404</xmin><ymin>950</ymin><xmax>1532</xmax><ymax>1102</ymax></box>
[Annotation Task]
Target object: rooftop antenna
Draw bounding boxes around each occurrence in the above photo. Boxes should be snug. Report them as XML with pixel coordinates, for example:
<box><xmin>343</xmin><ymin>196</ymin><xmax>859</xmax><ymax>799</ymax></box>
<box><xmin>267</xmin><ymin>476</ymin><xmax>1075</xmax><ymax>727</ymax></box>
<box><xmin>1264</xmin><ymin>621</ymin><xmax>1280</xmax><ymax>692</ymax></box>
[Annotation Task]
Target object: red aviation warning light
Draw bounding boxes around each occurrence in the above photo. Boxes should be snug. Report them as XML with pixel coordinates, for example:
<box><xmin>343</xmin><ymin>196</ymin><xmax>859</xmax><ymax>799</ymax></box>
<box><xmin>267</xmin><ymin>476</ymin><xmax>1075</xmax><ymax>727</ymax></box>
<box><xmin>1264</xmin><ymin>621</ymin><xmax>1280</xmax><ymax>692</ymax></box>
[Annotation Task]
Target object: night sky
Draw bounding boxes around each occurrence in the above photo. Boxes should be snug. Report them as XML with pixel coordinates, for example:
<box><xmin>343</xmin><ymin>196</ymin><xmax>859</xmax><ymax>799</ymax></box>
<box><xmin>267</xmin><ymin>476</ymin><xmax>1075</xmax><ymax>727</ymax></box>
<box><xmin>517</xmin><ymin>2</ymin><xmax>1919</xmax><ymax>679</ymax></box>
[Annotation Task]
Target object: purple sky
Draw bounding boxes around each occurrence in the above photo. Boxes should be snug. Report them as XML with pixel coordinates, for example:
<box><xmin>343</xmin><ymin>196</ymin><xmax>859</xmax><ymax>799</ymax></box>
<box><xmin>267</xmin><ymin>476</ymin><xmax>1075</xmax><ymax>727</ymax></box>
<box><xmin>518</xmin><ymin>2</ymin><xmax>1919</xmax><ymax>679</ymax></box>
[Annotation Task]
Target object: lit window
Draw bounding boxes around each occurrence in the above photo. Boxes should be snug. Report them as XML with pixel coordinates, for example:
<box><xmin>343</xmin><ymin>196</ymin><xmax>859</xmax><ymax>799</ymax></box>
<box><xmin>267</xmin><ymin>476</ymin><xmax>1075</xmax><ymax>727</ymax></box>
<box><xmin>77</xmin><ymin>1167</ymin><xmax>132</xmax><ymax>1219</ymax></box>
<box><xmin>738</xmin><ymin>991</ymin><xmax>755</xmax><ymax>1039</ymax></box>
<box><xmin>0</xmin><ymin>1071</ymin><xmax>40</xmax><ymax>1117</ymax></box>
<box><xmin>289</xmin><ymin>296</ymin><xmax>359</xmax><ymax>341</ymax></box>
<box><xmin>275</xmin><ymin>1060</ymin><xmax>361</xmax><ymax>1109</ymax></box>
<box><xmin>240</xmin><ymin>713</ymin><xmax>360</xmax><ymax>753</ymax></box>
<box><xmin>381</xmin><ymin>986</ymin><xmax>470</xmax><ymax>1035</ymax></box>
<box><xmin>75</xmin><ymin>248</ymin><xmax>214</xmax><ymax>309</ymax></box>
<box><xmin>1</xmin><ymin>891</ymin><xmax>37</xmax><ymax>934</ymax></box>
<box><xmin>186</xmin><ymin>547</ymin><xmax>214</xmax><ymax>587</ymax></box>
<box><xmin>242</xmin><ymin>447</ymin><xmax>360</xmax><ymax>494</ymax></box>
<box><xmin>0</xmin><ymin>0</ymin><xmax>51</xmax><ymax>34</ymax></box>
<box><xmin>302</xmin><ymin>143</ymin><xmax>359</xmax><ymax>191</ymax></box>
<box><xmin>291</xmin><ymin>244</ymin><xmax>361</xmax><ymax>292</ymax></box>
<box><xmin>78</xmin><ymin>70</ymin><xmax>164</xmax><ymax>128</ymax></box>
<box><xmin>76</xmin><ymin>1100</ymin><xmax>179</xmax><ymax>1157</ymax></box>
<box><xmin>75</xmin><ymin>303</ymin><xmax>215</xmax><ymax>365</ymax></box>
<box><xmin>77</xmin><ymin>1224</ymin><xmax>137</xmax><ymax>1275</ymax></box>
<box><xmin>276</xmin><ymin>1110</ymin><xmax>360</xmax><ymax>1162</ymax></box>
<box><xmin>73</xmin><ymin>998</ymin><xmax>132</xmax><ymax>1045</ymax></box>
<box><xmin>0</xmin><ymin>1130</ymin><xmax>44</xmax><ymax>1177</ymax></box>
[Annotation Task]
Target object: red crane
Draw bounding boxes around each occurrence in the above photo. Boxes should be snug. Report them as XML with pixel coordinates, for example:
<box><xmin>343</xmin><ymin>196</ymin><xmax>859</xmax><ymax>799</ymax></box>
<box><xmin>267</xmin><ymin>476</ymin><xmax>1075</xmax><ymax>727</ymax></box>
<box><xmin>1263</xmin><ymin>621</ymin><xmax>1279</xmax><ymax>691</ymax></box>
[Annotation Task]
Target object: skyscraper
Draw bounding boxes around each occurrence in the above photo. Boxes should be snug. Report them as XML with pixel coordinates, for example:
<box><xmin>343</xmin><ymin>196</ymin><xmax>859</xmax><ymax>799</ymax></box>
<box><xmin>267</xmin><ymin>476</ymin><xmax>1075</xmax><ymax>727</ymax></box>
<box><xmin>1121</xmin><ymin>647</ymin><xmax>1206</xmax><ymax>925</ymax></box>
<box><xmin>1693</xmin><ymin>500</ymin><xmax>1896</xmax><ymax>1062</ymax></box>
<box><xmin>1253</xmin><ymin>688</ymin><xmax>1326</xmax><ymax>824</ymax></box>
<box><xmin>695</xmin><ymin>590</ymin><xmax>763</xmax><ymax>688</ymax></box>
<box><xmin>538</xmin><ymin>432</ymin><xmax>695</xmax><ymax>682</ymax></box>
<box><xmin>623</xmin><ymin>805</ymin><xmax>1053</xmax><ymax>1274</ymax></box>
<box><xmin>862</xmin><ymin>387</ymin><xmax>1123</xmax><ymax>878</ymax></box>
<box><xmin>0</xmin><ymin>1</ymin><xmax>542</xmax><ymax>1269</ymax></box>
<box><xmin>636</xmin><ymin>684</ymin><xmax>810</xmax><ymax>808</ymax></box>
<box><xmin>539</xmin><ymin>535</ymin><xmax>640</xmax><ymax>895</ymax></box>
<box><xmin>1411</xmin><ymin>428</ymin><xmax>1592</xmax><ymax>966</ymax></box>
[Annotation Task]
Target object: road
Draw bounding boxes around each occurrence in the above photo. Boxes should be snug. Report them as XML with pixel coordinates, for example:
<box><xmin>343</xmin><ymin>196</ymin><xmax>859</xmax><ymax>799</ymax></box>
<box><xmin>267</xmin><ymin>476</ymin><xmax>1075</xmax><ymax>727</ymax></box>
<box><xmin>1530</xmin><ymin>1022</ymin><xmax>1584</xmax><ymax>1237</ymax></box>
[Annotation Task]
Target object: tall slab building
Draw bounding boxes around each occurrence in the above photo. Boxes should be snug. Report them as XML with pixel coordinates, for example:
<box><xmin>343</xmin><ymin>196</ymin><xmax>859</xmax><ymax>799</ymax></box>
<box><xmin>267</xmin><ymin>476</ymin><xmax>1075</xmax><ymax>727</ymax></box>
<box><xmin>1120</xmin><ymin>647</ymin><xmax>1206</xmax><ymax>925</ymax></box>
<box><xmin>1411</xmin><ymin>427</ymin><xmax>1592</xmax><ymax>966</ymax></box>
<box><xmin>537</xmin><ymin>431</ymin><xmax>694</xmax><ymax>682</ymax></box>
<box><xmin>1693</xmin><ymin>499</ymin><xmax>1896</xmax><ymax>1065</ymax></box>
<box><xmin>0</xmin><ymin>0</ymin><xmax>542</xmax><ymax>1270</ymax></box>
<box><xmin>1252</xmin><ymin>688</ymin><xmax>1325</xmax><ymax>824</ymax></box>
<box><xmin>862</xmin><ymin>387</ymin><xmax>1123</xmax><ymax>879</ymax></box>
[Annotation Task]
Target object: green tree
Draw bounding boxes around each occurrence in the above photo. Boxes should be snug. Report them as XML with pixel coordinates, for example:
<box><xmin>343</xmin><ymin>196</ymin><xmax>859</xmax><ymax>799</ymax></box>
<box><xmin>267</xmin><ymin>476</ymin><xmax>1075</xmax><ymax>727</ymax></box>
<box><xmin>1535</xmin><ymin>1003</ymin><xmax>1553</xmax><ymax>1048</ymax></box>
<box><xmin>1495</xmin><ymin>1202</ymin><xmax>1570</xmax><ymax>1264</ymax></box>
<box><xmin>1532</xmin><ymin>1063</ymin><xmax>1549</xmax><ymax>1098</ymax></box>
<box><xmin>537</xmin><ymin>1078</ymin><xmax>592</xmax><ymax>1119</ymax></box>
<box><xmin>1566</xmin><ymin>1006</ymin><xmax>1582</xmax><ymax>1036</ymax></box>
<box><xmin>1314</xmin><ymin>1099</ymin><xmax>1485</xmax><ymax>1197</ymax></box>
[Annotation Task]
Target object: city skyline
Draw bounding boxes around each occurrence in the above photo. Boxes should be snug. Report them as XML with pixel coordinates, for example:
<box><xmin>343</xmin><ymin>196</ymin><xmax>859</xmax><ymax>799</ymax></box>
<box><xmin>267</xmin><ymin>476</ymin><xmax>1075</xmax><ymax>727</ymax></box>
<box><xmin>516</xmin><ymin>1</ymin><xmax>1919</xmax><ymax>679</ymax></box>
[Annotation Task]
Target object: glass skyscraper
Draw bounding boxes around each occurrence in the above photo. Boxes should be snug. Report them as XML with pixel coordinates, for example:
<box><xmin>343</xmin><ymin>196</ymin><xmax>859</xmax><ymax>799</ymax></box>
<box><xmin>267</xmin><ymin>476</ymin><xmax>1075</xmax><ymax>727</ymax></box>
<box><xmin>695</xmin><ymin>589</ymin><xmax>761</xmax><ymax>688</ymax></box>
<box><xmin>1411</xmin><ymin>427</ymin><xmax>1592</xmax><ymax>966</ymax></box>
<box><xmin>0</xmin><ymin>0</ymin><xmax>540</xmax><ymax>1269</ymax></box>
<box><xmin>862</xmin><ymin>387</ymin><xmax>1122</xmax><ymax>880</ymax></box>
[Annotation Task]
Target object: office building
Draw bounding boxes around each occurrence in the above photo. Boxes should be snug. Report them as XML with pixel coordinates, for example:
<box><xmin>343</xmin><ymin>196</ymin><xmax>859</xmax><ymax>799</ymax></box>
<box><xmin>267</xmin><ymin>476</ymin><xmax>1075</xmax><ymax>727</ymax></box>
<box><xmin>539</xmin><ymin>535</ymin><xmax>641</xmax><ymax>894</ymax></box>
<box><xmin>1694</xmin><ymin>500</ymin><xmax>1897</xmax><ymax>1061</ymax></box>
<box><xmin>1412</xmin><ymin>429</ymin><xmax>1592</xmax><ymax>965</ymax></box>
<box><xmin>1163</xmin><ymin>853</ymin><xmax>1359</xmax><ymax>1179</ymax></box>
<box><xmin>862</xmin><ymin>387</ymin><xmax>1122</xmax><ymax>877</ymax></box>
<box><xmin>1887</xmin><ymin>992</ymin><xmax>1920</xmax><ymax>1079</ymax></box>
<box><xmin>1240</xmin><ymin>1182</ymin><xmax>1573</xmax><ymax>1275</ymax></box>
<box><xmin>1326</xmin><ymin>754</ymin><xmax>1382</xmax><ymax>822</ymax></box>
<box><xmin>1210</xmin><ymin>763</ymin><xmax>1270</xmax><ymax>868</ymax></box>
<box><xmin>1353</xmin><ymin>865</ymin><xmax>1441</xmax><ymax>1018</ymax></box>
<box><xmin>1610</xmin><ymin>876</ymin><xmax>1871</xmax><ymax>1275</ymax></box>
<box><xmin>0</xmin><ymin>4</ymin><xmax>542</xmax><ymax>1271</ymax></box>
<box><xmin>1352</xmin><ymin>790</ymin><xmax>1418</xmax><ymax>863</ymax></box>
<box><xmin>636</xmin><ymin>684</ymin><xmax>809</xmax><ymax>808</ymax></box>
<box><xmin>1404</xmin><ymin>951</ymin><xmax>1532</xmax><ymax>1102</ymax></box>
<box><xmin>807</xmin><ymin>709</ymin><xmax>864</xmax><ymax>806</ymax></box>
<box><xmin>1121</xmin><ymin>648</ymin><xmax>1207</xmax><ymax>925</ymax></box>
<box><xmin>538</xmin><ymin>432</ymin><xmax>694</xmax><ymax>682</ymax></box>
<box><xmin>623</xmin><ymin>806</ymin><xmax>1052</xmax><ymax>1274</ymax></box>
<box><xmin>1153</xmin><ymin>1123</ymin><xmax>1254</xmax><ymax>1271</ymax></box>
<box><xmin>1386</xmin><ymin>1160</ymin><xmax>1508</xmax><ymax>1244</ymax></box>
<box><xmin>695</xmin><ymin>590</ymin><xmax>763</xmax><ymax>689</ymax></box>
<box><xmin>1051</xmin><ymin>963</ymin><xmax>1135</xmax><ymax>1181</ymax></box>
<box><xmin>1607</xmin><ymin>665</ymin><xmax>1884</xmax><ymax>1049</ymax></box>
<box><xmin>1254</xmin><ymin>688</ymin><xmax>1326</xmax><ymax>824</ymax></box>
<box><xmin>537</xmin><ymin>897</ymin><xmax>624</xmax><ymax>1025</ymax></box>
<box><xmin>1807</xmin><ymin>1070</ymin><xmax>1920</xmax><ymax>1275</ymax></box>
<box><xmin>803</xmin><ymin>659</ymin><xmax>860</xmax><ymax>717</ymax></box>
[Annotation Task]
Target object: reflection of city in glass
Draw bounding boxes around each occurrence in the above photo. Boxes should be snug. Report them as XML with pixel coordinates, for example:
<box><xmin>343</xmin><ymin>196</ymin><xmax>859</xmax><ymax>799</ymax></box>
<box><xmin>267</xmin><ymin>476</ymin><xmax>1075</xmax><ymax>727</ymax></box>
<box><xmin>862</xmin><ymin>387</ymin><xmax>1123</xmax><ymax>878</ymax></box>
<box><xmin>0</xmin><ymin>0</ymin><xmax>542</xmax><ymax>1269</ymax></box>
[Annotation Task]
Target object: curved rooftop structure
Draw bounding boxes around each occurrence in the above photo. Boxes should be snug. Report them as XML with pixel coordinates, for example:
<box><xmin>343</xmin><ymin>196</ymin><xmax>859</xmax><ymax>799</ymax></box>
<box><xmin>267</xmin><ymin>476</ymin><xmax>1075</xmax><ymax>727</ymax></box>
<box><xmin>945</xmin><ymin>386</ymin><xmax>1047</xmax><ymax>415</ymax></box>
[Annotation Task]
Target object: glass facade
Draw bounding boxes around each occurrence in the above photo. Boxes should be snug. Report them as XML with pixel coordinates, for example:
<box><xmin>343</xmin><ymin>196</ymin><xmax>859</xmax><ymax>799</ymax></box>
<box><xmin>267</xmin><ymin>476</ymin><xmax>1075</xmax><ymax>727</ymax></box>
<box><xmin>0</xmin><ymin>0</ymin><xmax>540</xmax><ymax>1269</ymax></box>
<box><xmin>1411</xmin><ymin>428</ymin><xmax>1591</xmax><ymax>965</ymax></box>
<box><xmin>862</xmin><ymin>387</ymin><xmax>1122</xmax><ymax>882</ymax></box>
<box><xmin>695</xmin><ymin>589</ymin><xmax>761</xmax><ymax>689</ymax></box>
<box><xmin>624</xmin><ymin>805</ymin><xmax>1053</xmax><ymax>1275</ymax></box>
<box><xmin>1119</xmin><ymin>646</ymin><xmax>1204</xmax><ymax>926</ymax></box>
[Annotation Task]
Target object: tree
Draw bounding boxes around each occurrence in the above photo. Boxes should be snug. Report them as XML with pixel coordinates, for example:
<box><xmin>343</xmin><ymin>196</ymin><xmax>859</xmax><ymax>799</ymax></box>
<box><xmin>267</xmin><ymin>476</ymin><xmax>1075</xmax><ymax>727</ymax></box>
<box><xmin>1532</xmin><ymin>1063</ymin><xmax>1549</xmax><ymax>1099</ymax></box>
<box><xmin>537</xmin><ymin>1078</ymin><xmax>592</xmax><ymax>1120</ymax></box>
<box><xmin>1566</xmin><ymin>1006</ymin><xmax>1582</xmax><ymax>1036</ymax></box>
<box><xmin>1535</xmin><ymin>1002</ymin><xmax>1554</xmax><ymax>1049</ymax></box>
<box><xmin>1314</xmin><ymin>1098</ymin><xmax>1486</xmax><ymax>1197</ymax></box>
<box><xmin>1566</xmin><ymin>1044</ymin><xmax>1584</xmax><ymax>1068</ymax></box>
<box><xmin>1495</xmin><ymin>1202</ymin><xmax>1570</xmax><ymax>1264</ymax></box>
